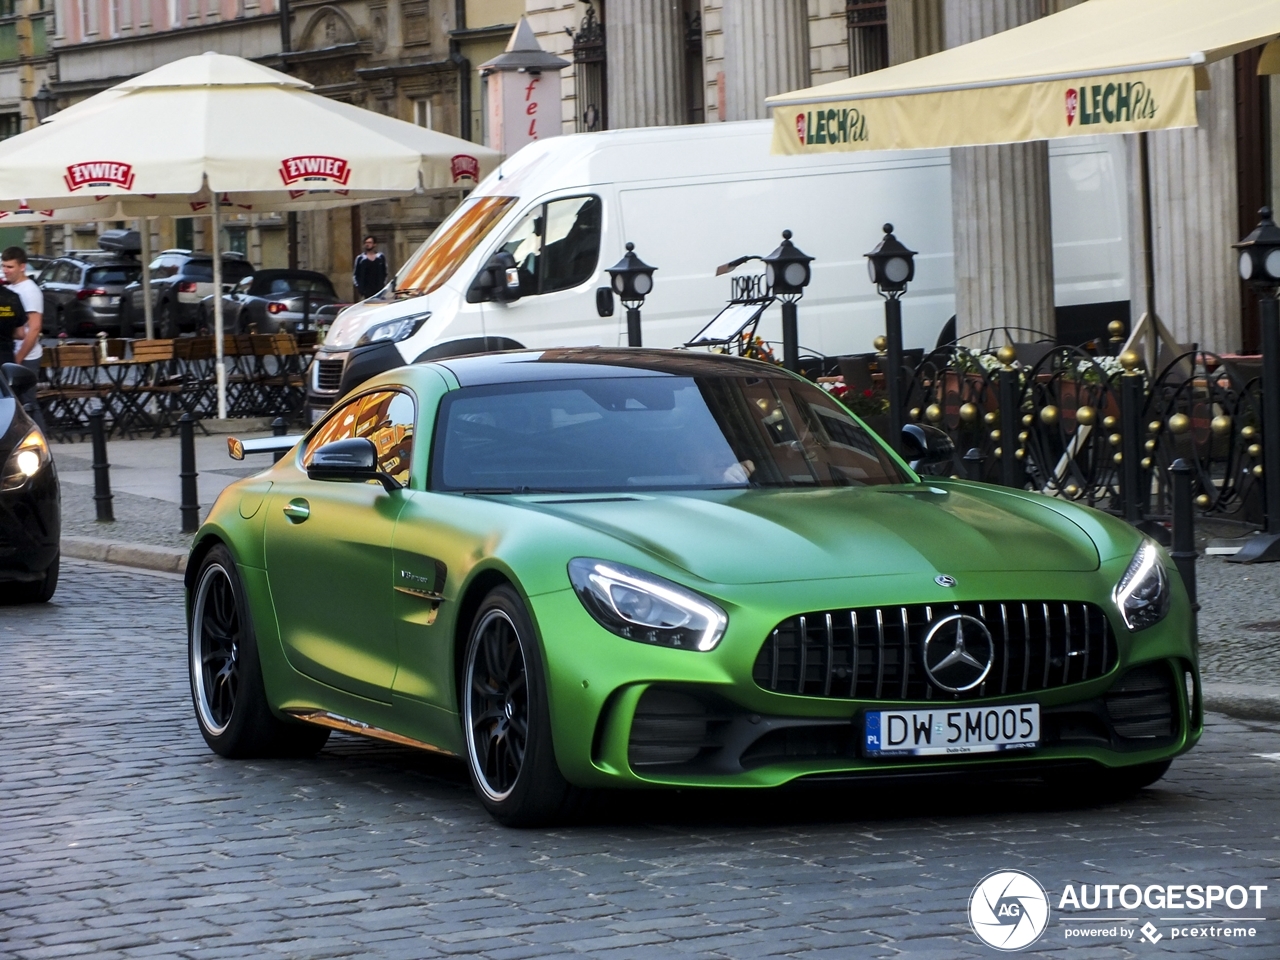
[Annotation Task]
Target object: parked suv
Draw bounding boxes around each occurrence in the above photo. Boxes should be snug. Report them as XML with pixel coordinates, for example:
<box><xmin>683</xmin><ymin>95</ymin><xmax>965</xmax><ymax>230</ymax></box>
<box><xmin>39</xmin><ymin>253</ymin><xmax>144</xmax><ymax>337</ymax></box>
<box><xmin>120</xmin><ymin>249</ymin><xmax>255</xmax><ymax>337</ymax></box>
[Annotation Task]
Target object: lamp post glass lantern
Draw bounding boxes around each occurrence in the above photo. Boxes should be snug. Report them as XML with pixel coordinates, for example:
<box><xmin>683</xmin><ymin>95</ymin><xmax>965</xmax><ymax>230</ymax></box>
<box><xmin>1232</xmin><ymin>207</ymin><xmax>1280</xmax><ymax>562</ymax></box>
<box><xmin>32</xmin><ymin>85</ymin><xmax>58</xmax><ymax>123</ymax></box>
<box><xmin>606</xmin><ymin>242</ymin><xmax>656</xmax><ymax>347</ymax></box>
<box><xmin>864</xmin><ymin>223</ymin><xmax>916</xmax><ymax>455</ymax></box>
<box><xmin>762</xmin><ymin>229</ymin><xmax>813</xmax><ymax>372</ymax></box>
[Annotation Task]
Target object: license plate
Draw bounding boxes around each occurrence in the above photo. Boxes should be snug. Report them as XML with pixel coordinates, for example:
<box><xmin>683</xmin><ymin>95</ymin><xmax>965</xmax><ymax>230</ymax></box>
<box><xmin>864</xmin><ymin>703</ymin><xmax>1040</xmax><ymax>757</ymax></box>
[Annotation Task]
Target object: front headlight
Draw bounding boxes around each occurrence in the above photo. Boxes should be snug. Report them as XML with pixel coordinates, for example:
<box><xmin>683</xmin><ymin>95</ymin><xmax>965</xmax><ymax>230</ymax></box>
<box><xmin>1</xmin><ymin>429</ymin><xmax>51</xmax><ymax>491</ymax></box>
<box><xmin>1113</xmin><ymin>540</ymin><xmax>1170</xmax><ymax>631</ymax></box>
<box><xmin>568</xmin><ymin>558</ymin><xmax>728</xmax><ymax>651</ymax></box>
<box><xmin>355</xmin><ymin>312</ymin><xmax>430</xmax><ymax>347</ymax></box>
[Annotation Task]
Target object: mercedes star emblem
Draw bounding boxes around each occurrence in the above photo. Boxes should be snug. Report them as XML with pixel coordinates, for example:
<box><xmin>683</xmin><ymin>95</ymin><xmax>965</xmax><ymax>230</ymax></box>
<box><xmin>922</xmin><ymin>613</ymin><xmax>994</xmax><ymax>693</ymax></box>
<box><xmin>935</xmin><ymin>575</ymin><xmax>957</xmax><ymax>587</ymax></box>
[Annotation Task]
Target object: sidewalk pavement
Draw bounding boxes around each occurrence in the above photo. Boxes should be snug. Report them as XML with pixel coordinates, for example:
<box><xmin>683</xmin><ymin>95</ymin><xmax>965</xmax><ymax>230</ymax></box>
<box><xmin>46</xmin><ymin>431</ymin><xmax>1280</xmax><ymax>723</ymax></box>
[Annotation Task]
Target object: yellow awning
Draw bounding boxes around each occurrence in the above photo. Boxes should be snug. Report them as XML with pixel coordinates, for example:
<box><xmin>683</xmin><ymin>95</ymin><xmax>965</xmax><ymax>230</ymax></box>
<box><xmin>767</xmin><ymin>0</ymin><xmax>1280</xmax><ymax>155</ymax></box>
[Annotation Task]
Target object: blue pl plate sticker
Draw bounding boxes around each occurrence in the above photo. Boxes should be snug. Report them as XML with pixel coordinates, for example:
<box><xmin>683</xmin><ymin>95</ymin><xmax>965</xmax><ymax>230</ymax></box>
<box><xmin>865</xmin><ymin>710</ymin><xmax>882</xmax><ymax>753</ymax></box>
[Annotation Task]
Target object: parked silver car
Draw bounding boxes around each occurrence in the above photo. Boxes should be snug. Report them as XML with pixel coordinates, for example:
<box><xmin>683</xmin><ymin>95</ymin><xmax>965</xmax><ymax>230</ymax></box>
<box><xmin>39</xmin><ymin>253</ymin><xmax>142</xmax><ymax>337</ymax></box>
<box><xmin>199</xmin><ymin>269</ymin><xmax>340</xmax><ymax>334</ymax></box>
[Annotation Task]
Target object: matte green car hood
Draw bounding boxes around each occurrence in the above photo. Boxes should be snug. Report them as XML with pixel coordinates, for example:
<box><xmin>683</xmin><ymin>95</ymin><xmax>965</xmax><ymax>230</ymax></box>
<box><xmin>515</xmin><ymin>484</ymin><xmax>1100</xmax><ymax>585</ymax></box>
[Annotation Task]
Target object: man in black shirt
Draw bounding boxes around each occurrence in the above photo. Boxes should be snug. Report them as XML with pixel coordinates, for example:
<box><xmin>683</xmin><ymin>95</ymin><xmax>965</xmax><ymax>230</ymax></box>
<box><xmin>353</xmin><ymin>236</ymin><xmax>389</xmax><ymax>300</ymax></box>
<box><xmin>0</xmin><ymin>283</ymin><xmax>25</xmax><ymax>367</ymax></box>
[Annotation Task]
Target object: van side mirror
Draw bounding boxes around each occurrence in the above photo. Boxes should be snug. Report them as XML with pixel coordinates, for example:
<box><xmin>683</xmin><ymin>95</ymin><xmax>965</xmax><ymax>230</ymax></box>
<box><xmin>901</xmin><ymin>423</ymin><xmax>955</xmax><ymax>472</ymax></box>
<box><xmin>306</xmin><ymin>438</ymin><xmax>400</xmax><ymax>492</ymax></box>
<box><xmin>467</xmin><ymin>251</ymin><xmax>521</xmax><ymax>304</ymax></box>
<box><xmin>595</xmin><ymin>286</ymin><xmax>614</xmax><ymax>318</ymax></box>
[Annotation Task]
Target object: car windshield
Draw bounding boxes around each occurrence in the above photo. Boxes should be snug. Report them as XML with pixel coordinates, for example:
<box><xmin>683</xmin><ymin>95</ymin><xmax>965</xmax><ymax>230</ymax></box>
<box><xmin>432</xmin><ymin>375</ymin><xmax>908</xmax><ymax>493</ymax></box>
<box><xmin>185</xmin><ymin>260</ymin><xmax>254</xmax><ymax>282</ymax></box>
<box><xmin>86</xmin><ymin>265</ymin><xmax>141</xmax><ymax>286</ymax></box>
<box><xmin>395</xmin><ymin>195</ymin><xmax>517</xmax><ymax>296</ymax></box>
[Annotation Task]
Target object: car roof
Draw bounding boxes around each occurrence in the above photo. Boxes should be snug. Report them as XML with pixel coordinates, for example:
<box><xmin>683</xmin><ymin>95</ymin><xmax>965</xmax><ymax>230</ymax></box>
<box><xmin>55</xmin><ymin>253</ymin><xmax>140</xmax><ymax>266</ymax></box>
<box><xmin>434</xmin><ymin>348</ymin><xmax>795</xmax><ymax>386</ymax></box>
<box><xmin>251</xmin><ymin>269</ymin><xmax>331</xmax><ymax>284</ymax></box>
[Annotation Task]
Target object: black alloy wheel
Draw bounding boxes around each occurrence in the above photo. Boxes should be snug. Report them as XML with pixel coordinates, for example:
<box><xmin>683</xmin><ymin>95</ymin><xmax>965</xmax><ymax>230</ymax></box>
<box><xmin>191</xmin><ymin>560</ymin><xmax>241</xmax><ymax>736</ymax></box>
<box><xmin>462</xmin><ymin>585</ymin><xmax>578</xmax><ymax>826</ymax></box>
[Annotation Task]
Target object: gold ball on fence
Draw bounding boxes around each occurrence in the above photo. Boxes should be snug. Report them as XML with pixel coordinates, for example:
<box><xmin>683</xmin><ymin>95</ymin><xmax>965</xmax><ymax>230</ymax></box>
<box><xmin>1250</xmin><ymin>443</ymin><xmax>1263</xmax><ymax>458</ymax></box>
<box><xmin>1167</xmin><ymin>413</ymin><xmax>1191</xmax><ymax>435</ymax></box>
<box><xmin>1148</xmin><ymin>420</ymin><xmax>1163</xmax><ymax>434</ymax></box>
<box><xmin>1195</xmin><ymin>494</ymin><xmax>1211</xmax><ymax>508</ymax></box>
<box><xmin>997</xmin><ymin>345</ymin><xmax>1017</xmax><ymax>367</ymax></box>
<box><xmin>1040</xmin><ymin>405</ymin><xmax>1060</xmax><ymax>426</ymax></box>
<box><xmin>1141</xmin><ymin>457</ymin><xmax>1153</xmax><ymax>469</ymax></box>
<box><xmin>1103</xmin><ymin>415</ymin><xmax>1118</xmax><ymax>430</ymax></box>
<box><xmin>1109</xmin><ymin>433</ymin><xmax>1123</xmax><ymax>447</ymax></box>
<box><xmin>1076</xmin><ymin>405</ymin><xmax>1097</xmax><ymax>426</ymax></box>
<box><xmin>1113</xmin><ymin>452</ymin><xmax>1124</xmax><ymax>464</ymax></box>
<box><xmin>1108</xmin><ymin>320</ymin><xmax>1126</xmax><ymax>338</ymax></box>
<box><xmin>1015</xmin><ymin>448</ymin><xmax>1026</xmax><ymax>460</ymax></box>
<box><xmin>985</xmin><ymin>411</ymin><xmax>1000</xmax><ymax>425</ymax></box>
<box><xmin>990</xmin><ymin>429</ymin><xmax>1001</xmax><ymax>441</ymax></box>
<box><xmin>1119</xmin><ymin>349</ymin><xmax>1142</xmax><ymax>373</ymax></box>
<box><xmin>994</xmin><ymin>446</ymin><xmax>1003</xmax><ymax>457</ymax></box>
<box><xmin>1211</xmin><ymin>415</ymin><xmax>1232</xmax><ymax>437</ymax></box>
<box><xmin>1242</xmin><ymin>425</ymin><xmax>1258</xmax><ymax>440</ymax></box>
<box><xmin>1022</xmin><ymin>414</ymin><xmax>1034</xmax><ymax>427</ymax></box>
<box><xmin>910</xmin><ymin>407</ymin><xmax>921</xmax><ymax>421</ymax></box>
<box><xmin>1254</xmin><ymin>464</ymin><xmax>1265</xmax><ymax>477</ymax></box>
<box><xmin>874</xmin><ymin>335</ymin><xmax>888</xmax><ymax>353</ymax></box>
<box><xmin>925</xmin><ymin>403</ymin><xmax>943</xmax><ymax>423</ymax></box>
<box><xmin>959</xmin><ymin>402</ymin><xmax>979</xmax><ymax>423</ymax></box>
<box><xmin>1145</xmin><ymin>439</ymin><xmax>1157</xmax><ymax>452</ymax></box>
<box><xmin>1018</xmin><ymin>431</ymin><xmax>1029</xmax><ymax>443</ymax></box>
<box><xmin>1064</xmin><ymin>483</ymin><xmax>1081</xmax><ymax>498</ymax></box>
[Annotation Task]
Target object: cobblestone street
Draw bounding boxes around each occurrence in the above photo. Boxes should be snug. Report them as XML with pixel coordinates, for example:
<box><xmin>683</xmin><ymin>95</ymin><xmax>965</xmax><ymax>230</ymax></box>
<box><xmin>2</xmin><ymin>561</ymin><xmax>1279</xmax><ymax>959</ymax></box>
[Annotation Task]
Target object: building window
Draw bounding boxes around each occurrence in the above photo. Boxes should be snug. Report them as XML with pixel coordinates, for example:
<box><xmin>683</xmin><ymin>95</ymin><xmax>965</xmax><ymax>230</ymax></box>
<box><xmin>0</xmin><ymin>23</ymin><xmax>16</xmax><ymax>60</ymax></box>
<box><xmin>413</xmin><ymin>98</ymin><xmax>433</xmax><ymax>129</ymax></box>
<box><xmin>684</xmin><ymin>0</ymin><xmax>703</xmax><ymax>124</ymax></box>
<box><xmin>846</xmin><ymin>0</ymin><xmax>888</xmax><ymax>76</ymax></box>
<box><xmin>0</xmin><ymin>113</ymin><xmax>21</xmax><ymax>140</ymax></box>
<box><xmin>0</xmin><ymin>0</ymin><xmax>13</xmax><ymax>15</ymax></box>
<box><xmin>402</xmin><ymin>0</ymin><xmax>430</xmax><ymax>47</ymax></box>
<box><xmin>225</xmin><ymin>226</ymin><xmax>247</xmax><ymax>255</ymax></box>
<box><xmin>572</xmin><ymin>2</ymin><xmax>605</xmax><ymax>132</ymax></box>
<box><xmin>175</xmin><ymin>218</ymin><xmax>194</xmax><ymax>250</ymax></box>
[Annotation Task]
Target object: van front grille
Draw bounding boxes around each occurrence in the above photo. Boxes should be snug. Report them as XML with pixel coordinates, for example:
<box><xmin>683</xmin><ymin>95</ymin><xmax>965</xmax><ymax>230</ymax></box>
<box><xmin>314</xmin><ymin>359</ymin><xmax>344</xmax><ymax>393</ymax></box>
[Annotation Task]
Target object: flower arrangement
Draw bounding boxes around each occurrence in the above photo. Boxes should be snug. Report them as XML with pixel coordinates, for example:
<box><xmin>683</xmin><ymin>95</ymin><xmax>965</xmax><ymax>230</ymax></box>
<box><xmin>820</xmin><ymin>379</ymin><xmax>889</xmax><ymax>417</ymax></box>
<box><xmin>739</xmin><ymin>333</ymin><xmax>778</xmax><ymax>363</ymax></box>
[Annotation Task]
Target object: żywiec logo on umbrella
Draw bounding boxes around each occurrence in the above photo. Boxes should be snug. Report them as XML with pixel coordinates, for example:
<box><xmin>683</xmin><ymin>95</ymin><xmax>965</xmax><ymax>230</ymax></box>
<box><xmin>64</xmin><ymin>162</ymin><xmax>136</xmax><ymax>191</ymax></box>
<box><xmin>278</xmin><ymin>155</ymin><xmax>352</xmax><ymax>187</ymax></box>
<box><xmin>1065</xmin><ymin>81</ymin><xmax>1157</xmax><ymax>127</ymax></box>
<box><xmin>451</xmin><ymin>154</ymin><xmax>480</xmax><ymax>183</ymax></box>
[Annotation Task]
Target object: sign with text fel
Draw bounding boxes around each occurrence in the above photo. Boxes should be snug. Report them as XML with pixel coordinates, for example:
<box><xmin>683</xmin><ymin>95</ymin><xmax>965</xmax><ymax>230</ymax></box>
<box><xmin>480</xmin><ymin>18</ymin><xmax>569</xmax><ymax>157</ymax></box>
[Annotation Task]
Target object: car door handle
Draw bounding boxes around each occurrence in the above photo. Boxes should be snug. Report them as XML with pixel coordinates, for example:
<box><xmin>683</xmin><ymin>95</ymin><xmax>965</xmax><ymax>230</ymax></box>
<box><xmin>283</xmin><ymin>498</ymin><xmax>310</xmax><ymax>523</ymax></box>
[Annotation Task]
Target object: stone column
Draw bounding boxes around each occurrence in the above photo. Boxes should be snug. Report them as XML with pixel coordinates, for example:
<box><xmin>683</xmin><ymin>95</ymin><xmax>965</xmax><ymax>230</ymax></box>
<box><xmin>887</xmin><ymin>0</ymin><xmax>943</xmax><ymax>67</ymax></box>
<box><xmin>945</xmin><ymin>0</ymin><xmax>1055</xmax><ymax>339</ymax></box>
<box><xmin>606</xmin><ymin>0</ymin><xmax>686</xmax><ymax>129</ymax></box>
<box><xmin>722</xmin><ymin>0</ymin><xmax>808</xmax><ymax>121</ymax></box>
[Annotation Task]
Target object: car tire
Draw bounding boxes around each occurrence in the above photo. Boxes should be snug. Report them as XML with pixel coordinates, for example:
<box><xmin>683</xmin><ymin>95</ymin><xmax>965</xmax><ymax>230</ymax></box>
<box><xmin>157</xmin><ymin>300</ymin><xmax>176</xmax><ymax>339</ymax></box>
<box><xmin>0</xmin><ymin>553</ymin><xmax>59</xmax><ymax>604</ymax></box>
<box><xmin>463</xmin><ymin>584</ymin><xmax>578</xmax><ymax>827</ymax></box>
<box><xmin>188</xmin><ymin>544</ymin><xmax>330</xmax><ymax>759</ymax></box>
<box><xmin>119</xmin><ymin>300</ymin><xmax>135</xmax><ymax>338</ymax></box>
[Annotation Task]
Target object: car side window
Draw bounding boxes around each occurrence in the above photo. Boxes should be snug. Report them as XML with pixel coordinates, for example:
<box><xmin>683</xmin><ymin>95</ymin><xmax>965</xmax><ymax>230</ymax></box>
<box><xmin>304</xmin><ymin>390</ymin><xmax>416</xmax><ymax>487</ymax></box>
<box><xmin>235</xmin><ymin>277</ymin><xmax>253</xmax><ymax>295</ymax></box>
<box><xmin>492</xmin><ymin>195</ymin><xmax>600</xmax><ymax>298</ymax></box>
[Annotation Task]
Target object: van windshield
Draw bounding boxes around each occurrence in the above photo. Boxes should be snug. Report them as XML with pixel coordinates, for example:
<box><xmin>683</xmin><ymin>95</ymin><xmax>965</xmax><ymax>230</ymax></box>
<box><xmin>396</xmin><ymin>196</ymin><xmax>517</xmax><ymax>296</ymax></box>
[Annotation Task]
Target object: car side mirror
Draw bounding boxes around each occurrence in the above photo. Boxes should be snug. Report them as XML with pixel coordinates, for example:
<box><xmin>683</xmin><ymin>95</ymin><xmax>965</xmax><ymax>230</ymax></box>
<box><xmin>901</xmin><ymin>423</ymin><xmax>955</xmax><ymax>472</ymax></box>
<box><xmin>596</xmin><ymin>286</ymin><xmax>614</xmax><ymax>318</ymax></box>
<box><xmin>1</xmin><ymin>362</ymin><xmax>36</xmax><ymax>396</ymax></box>
<box><xmin>467</xmin><ymin>251</ymin><xmax>521</xmax><ymax>304</ymax></box>
<box><xmin>306</xmin><ymin>437</ymin><xmax>400</xmax><ymax>492</ymax></box>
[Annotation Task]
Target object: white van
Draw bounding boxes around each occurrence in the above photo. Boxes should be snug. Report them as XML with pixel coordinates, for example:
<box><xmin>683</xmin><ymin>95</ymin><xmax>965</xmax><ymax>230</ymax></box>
<box><xmin>306</xmin><ymin>121</ymin><xmax>1130</xmax><ymax>418</ymax></box>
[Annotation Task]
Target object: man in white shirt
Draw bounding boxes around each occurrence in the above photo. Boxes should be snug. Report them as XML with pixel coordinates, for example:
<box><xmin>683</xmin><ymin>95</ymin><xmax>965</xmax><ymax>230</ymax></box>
<box><xmin>2</xmin><ymin>246</ymin><xmax>47</xmax><ymax>430</ymax></box>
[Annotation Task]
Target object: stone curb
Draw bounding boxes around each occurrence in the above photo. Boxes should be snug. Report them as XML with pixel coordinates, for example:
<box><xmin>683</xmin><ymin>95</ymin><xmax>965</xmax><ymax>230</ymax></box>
<box><xmin>62</xmin><ymin>536</ymin><xmax>188</xmax><ymax>575</ymax></box>
<box><xmin>1201</xmin><ymin>682</ymin><xmax>1280</xmax><ymax>722</ymax></box>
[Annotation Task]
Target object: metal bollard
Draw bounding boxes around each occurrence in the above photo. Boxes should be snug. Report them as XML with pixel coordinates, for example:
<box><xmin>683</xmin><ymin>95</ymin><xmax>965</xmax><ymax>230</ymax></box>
<box><xmin>88</xmin><ymin>410</ymin><xmax>114</xmax><ymax>523</ymax></box>
<box><xmin>964</xmin><ymin>447</ymin><xmax>985</xmax><ymax>483</ymax></box>
<box><xmin>271</xmin><ymin>416</ymin><xmax>288</xmax><ymax>463</ymax></box>
<box><xmin>179</xmin><ymin>413</ymin><xmax>200</xmax><ymax>533</ymax></box>
<box><xmin>998</xmin><ymin>367</ymin><xmax>1022</xmax><ymax>488</ymax></box>
<box><xmin>1120</xmin><ymin>365</ymin><xmax>1146</xmax><ymax>524</ymax></box>
<box><xmin>1169</xmin><ymin>458</ymin><xmax>1198</xmax><ymax>609</ymax></box>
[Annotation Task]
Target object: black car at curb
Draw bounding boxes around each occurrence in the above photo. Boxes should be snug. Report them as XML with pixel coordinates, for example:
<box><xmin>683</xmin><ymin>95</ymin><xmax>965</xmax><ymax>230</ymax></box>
<box><xmin>0</xmin><ymin>364</ymin><xmax>58</xmax><ymax>603</ymax></box>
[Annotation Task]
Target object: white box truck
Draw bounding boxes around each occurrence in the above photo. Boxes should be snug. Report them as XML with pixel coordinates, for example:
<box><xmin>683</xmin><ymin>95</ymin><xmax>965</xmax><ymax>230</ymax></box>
<box><xmin>306</xmin><ymin>120</ymin><xmax>1130</xmax><ymax>418</ymax></box>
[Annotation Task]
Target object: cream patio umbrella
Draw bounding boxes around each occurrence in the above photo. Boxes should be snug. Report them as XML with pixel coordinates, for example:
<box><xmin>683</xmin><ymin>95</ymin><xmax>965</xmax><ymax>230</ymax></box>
<box><xmin>0</xmin><ymin>52</ymin><xmax>501</xmax><ymax>417</ymax></box>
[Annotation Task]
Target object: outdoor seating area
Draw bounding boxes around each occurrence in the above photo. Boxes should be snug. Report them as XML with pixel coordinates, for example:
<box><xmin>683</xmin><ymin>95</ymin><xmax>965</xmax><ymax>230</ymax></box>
<box><xmin>37</xmin><ymin>331</ymin><xmax>319</xmax><ymax>439</ymax></box>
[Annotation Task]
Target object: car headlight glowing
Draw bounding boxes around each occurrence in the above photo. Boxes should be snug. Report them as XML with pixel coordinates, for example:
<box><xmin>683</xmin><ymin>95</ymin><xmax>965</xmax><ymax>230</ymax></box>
<box><xmin>1113</xmin><ymin>540</ymin><xmax>1170</xmax><ymax>631</ymax></box>
<box><xmin>1</xmin><ymin>429</ymin><xmax>51</xmax><ymax>490</ymax></box>
<box><xmin>568</xmin><ymin>558</ymin><xmax>728</xmax><ymax>651</ymax></box>
<box><xmin>355</xmin><ymin>312</ymin><xmax>429</xmax><ymax>347</ymax></box>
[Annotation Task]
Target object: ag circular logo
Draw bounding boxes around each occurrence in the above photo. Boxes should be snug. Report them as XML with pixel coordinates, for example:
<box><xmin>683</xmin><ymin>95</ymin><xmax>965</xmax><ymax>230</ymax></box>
<box><xmin>969</xmin><ymin>870</ymin><xmax>1050</xmax><ymax>951</ymax></box>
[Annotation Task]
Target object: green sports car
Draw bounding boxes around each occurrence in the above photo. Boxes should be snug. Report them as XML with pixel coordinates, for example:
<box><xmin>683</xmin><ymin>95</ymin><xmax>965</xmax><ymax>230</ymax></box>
<box><xmin>187</xmin><ymin>348</ymin><xmax>1200</xmax><ymax>825</ymax></box>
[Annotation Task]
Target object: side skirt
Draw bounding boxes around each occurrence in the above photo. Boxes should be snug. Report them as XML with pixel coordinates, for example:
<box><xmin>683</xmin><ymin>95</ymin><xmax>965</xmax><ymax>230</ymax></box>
<box><xmin>286</xmin><ymin>709</ymin><xmax>459</xmax><ymax>757</ymax></box>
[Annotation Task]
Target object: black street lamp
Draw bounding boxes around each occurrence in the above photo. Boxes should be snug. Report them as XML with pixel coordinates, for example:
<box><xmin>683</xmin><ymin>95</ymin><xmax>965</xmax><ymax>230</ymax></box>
<box><xmin>32</xmin><ymin>85</ymin><xmax>58</xmax><ymax>123</ymax></box>
<box><xmin>865</xmin><ymin>223</ymin><xmax>916</xmax><ymax>456</ymax></box>
<box><xmin>1231</xmin><ymin>207</ymin><xmax>1280</xmax><ymax>562</ymax></box>
<box><xmin>761</xmin><ymin>229</ymin><xmax>813</xmax><ymax>372</ymax></box>
<box><xmin>606</xmin><ymin>242</ymin><xmax>656</xmax><ymax>347</ymax></box>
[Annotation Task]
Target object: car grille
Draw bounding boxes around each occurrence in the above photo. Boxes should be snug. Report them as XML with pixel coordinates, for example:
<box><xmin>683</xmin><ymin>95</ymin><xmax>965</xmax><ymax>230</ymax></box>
<box><xmin>753</xmin><ymin>601</ymin><xmax>1117</xmax><ymax>701</ymax></box>
<box><xmin>314</xmin><ymin>359</ymin><xmax>345</xmax><ymax>393</ymax></box>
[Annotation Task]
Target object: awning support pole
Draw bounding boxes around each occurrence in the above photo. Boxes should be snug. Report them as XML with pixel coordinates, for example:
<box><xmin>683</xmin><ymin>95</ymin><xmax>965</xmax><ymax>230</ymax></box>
<box><xmin>140</xmin><ymin>217</ymin><xmax>154</xmax><ymax>340</ymax></box>
<box><xmin>213</xmin><ymin>198</ymin><xmax>227</xmax><ymax>419</ymax></box>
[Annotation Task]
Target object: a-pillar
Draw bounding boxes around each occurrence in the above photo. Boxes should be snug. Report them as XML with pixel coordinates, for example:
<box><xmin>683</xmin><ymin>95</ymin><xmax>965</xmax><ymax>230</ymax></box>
<box><xmin>945</xmin><ymin>0</ymin><xmax>1055</xmax><ymax>339</ymax></box>
<box><xmin>606</xmin><ymin>0</ymin><xmax>686</xmax><ymax>128</ymax></box>
<box><xmin>721</xmin><ymin>0</ymin><xmax>808</xmax><ymax>121</ymax></box>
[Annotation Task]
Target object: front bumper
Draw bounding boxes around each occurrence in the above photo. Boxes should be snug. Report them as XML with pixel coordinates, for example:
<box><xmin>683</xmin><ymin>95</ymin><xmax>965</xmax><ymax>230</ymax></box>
<box><xmin>528</xmin><ymin>561</ymin><xmax>1200</xmax><ymax>789</ymax></box>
